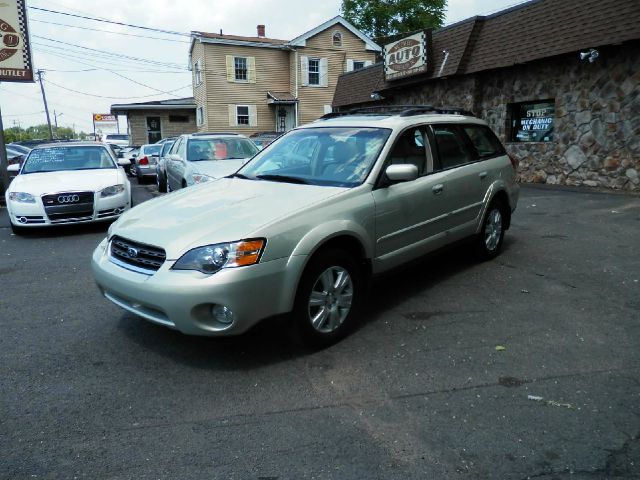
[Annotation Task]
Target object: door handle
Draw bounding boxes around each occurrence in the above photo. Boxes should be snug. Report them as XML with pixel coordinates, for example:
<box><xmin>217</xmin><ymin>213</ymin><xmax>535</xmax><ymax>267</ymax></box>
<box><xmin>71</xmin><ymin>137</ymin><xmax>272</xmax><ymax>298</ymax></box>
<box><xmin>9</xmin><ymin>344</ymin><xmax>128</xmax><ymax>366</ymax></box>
<box><xmin>432</xmin><ymin>184</ymin><xmax>444</xmax><ymax>195</ymax></box>
<box><xmin>479</xmin><ymin>171</ymin><xmax>488</xmax><ymax>179</ymax></box>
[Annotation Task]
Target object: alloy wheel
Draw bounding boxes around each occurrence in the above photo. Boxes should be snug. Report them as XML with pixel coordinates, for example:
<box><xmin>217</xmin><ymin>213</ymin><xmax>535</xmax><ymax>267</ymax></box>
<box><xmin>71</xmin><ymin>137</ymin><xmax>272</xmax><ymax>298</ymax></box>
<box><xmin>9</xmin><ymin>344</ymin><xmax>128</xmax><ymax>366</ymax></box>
<box><xmin>484</xmin><ymin>208</ymin><xmax>503</xmax><ymax>251</ymax></box>
<box><xmin>307</xmin><ymin>266</ymin><xmax>354</xmax><ymax>334</ymax></box>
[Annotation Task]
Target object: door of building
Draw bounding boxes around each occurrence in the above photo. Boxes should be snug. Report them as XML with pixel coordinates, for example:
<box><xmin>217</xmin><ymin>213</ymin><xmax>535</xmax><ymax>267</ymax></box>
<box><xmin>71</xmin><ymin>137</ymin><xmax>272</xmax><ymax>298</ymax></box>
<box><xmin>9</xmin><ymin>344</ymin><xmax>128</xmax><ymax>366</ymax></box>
<box><xmin>146</xmin><ymin>116</ymin><xmax>162</xmax><ymax>143</ymax></box>
<box><xmin>275</xmin><ymin>106</ymin><xmax>296</xmax><ymax>133</ymax></box>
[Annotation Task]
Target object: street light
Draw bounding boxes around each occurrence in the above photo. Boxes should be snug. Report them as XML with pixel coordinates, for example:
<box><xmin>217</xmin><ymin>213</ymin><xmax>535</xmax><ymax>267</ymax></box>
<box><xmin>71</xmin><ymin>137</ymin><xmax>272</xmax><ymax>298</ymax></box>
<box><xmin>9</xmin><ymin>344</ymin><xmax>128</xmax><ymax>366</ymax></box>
<box><xmin>54</xmin><ymin>111</ymin><xmax>63</xmax><ymax>138</ymax></box>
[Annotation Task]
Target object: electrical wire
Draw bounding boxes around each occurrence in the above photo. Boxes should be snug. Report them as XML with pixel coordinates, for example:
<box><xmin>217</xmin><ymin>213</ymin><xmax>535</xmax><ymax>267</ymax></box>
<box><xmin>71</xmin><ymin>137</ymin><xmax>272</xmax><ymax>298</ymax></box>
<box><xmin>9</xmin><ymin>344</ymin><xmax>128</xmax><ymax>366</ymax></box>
<box><xmin>29</xmin><ymin>6</ymin><xmax>191</xmax><ymax>37</ymax></box>
<box><xmin>33</xmin><ymin>35</ymin><xmax>186</xmax><ymax>69</ymax></box>
<box><xmin>43</xmin><ymin>78</ymin><xmax>192</xmax><ymax>99</ymax></box>
<box><xmin>29</xmin><ymin>18</ymin><xmax>191</xmax><ymax>43</ymax></box>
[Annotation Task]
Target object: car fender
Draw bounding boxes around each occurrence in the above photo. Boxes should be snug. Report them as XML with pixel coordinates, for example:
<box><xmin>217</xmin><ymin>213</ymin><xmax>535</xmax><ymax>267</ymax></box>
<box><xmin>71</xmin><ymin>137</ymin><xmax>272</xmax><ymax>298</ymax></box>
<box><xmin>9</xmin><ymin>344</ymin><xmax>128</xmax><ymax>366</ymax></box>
<box><xmin>275</xmin><ymin>220</ymin><xmax>374</xmax><ymax>312</ymax></box>
<box><xmin>475</xmin><ymin>180</ymin><xmax>514</xmax><ymax>234</ymax></box>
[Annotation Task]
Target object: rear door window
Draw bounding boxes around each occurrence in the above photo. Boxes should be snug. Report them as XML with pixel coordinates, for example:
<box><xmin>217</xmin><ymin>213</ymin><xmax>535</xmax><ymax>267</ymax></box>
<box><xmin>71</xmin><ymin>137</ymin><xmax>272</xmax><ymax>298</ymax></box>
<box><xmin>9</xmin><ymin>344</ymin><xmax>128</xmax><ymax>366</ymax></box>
<box><xmin>431</xmin><ymin>126</ymin><xmax>474</xmax><ymax>170</ymax></box>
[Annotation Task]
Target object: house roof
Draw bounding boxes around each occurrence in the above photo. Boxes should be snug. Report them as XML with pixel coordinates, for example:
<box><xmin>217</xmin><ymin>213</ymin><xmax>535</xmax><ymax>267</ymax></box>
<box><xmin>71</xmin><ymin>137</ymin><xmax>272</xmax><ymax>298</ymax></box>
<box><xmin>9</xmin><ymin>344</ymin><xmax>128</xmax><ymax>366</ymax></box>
<box><xmin>288</xmin><ymin>15</ymin><xmax>381</xmax><ymax>52</ymax></box>
<box><xmin>333</xmin><ymin>0</ymin><xmax>640</xmax><ymax>107</ymax></box>
<box><xmin>191</xmin><ymin>15</ymin><xmax>380</xmax><ymax>52</ymax></box>
<box><xmin>192</xmin><ymin>31</ymin><xmax>289</xmax><ymax>50</ymax></box>
<box><xmin>111</xmin><ymin>97</ymin><xmax>196</xmax><ymax>114</ymax></box>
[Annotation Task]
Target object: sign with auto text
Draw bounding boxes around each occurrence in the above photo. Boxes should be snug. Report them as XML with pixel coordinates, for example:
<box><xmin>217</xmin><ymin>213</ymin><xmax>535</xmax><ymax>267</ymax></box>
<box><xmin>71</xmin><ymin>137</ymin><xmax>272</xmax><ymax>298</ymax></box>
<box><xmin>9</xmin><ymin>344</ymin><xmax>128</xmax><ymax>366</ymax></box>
<box><xmin>0</xmin><ymin>0</ymin><xmax>33</xmax><ymax>82</ymax></box>
<box><xmin>384</xmin><ymin>30</ymin><xmax>431</xmax><ymax>81</ymax></box>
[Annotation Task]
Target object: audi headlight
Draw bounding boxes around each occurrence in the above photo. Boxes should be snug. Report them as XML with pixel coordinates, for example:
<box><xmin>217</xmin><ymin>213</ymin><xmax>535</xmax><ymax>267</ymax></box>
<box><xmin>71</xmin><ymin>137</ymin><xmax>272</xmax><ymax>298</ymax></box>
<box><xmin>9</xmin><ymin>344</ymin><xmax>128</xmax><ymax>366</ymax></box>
<box><xmin>101</xmin><ymin>184</ymin><xmax>125</xmax><ymax>197</ymax></box>
<box><xmin>192</xmin><ymin>173</ymin><xmax>213</xmax><ymax>184</ymax></box>
<box><xmin>172</xmin><ymin>239</ymin><xmax>266</xmax><ymax>274</ymax></box>
<box><xmin>8</xmin><ymin>192</ymin><xmax>36</xmax><ymax>203</ymax></box>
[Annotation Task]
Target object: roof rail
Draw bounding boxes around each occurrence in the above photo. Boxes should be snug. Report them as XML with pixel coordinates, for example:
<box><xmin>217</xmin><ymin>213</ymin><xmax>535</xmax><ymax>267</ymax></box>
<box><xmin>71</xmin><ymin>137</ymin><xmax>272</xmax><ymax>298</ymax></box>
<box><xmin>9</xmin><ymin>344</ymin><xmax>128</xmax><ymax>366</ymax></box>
<box><xmin>191</xmin><ymin>132</ymin><xmax>240</xmax><ymax>136</ymax></box>
<box><xmin>320</xmin><ymin>105</ymin><xmax>475</xmax><ymax>120</ymax></box>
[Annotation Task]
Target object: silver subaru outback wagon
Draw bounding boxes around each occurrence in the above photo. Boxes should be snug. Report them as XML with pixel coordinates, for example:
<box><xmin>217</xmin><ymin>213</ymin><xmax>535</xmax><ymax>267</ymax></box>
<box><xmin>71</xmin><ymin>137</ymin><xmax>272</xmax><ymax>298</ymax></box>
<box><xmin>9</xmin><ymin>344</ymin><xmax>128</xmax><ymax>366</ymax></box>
<box><xmin>92</xmin><ymin>106</ymin><xmax>519</xmax><ymax>346</ymax></box>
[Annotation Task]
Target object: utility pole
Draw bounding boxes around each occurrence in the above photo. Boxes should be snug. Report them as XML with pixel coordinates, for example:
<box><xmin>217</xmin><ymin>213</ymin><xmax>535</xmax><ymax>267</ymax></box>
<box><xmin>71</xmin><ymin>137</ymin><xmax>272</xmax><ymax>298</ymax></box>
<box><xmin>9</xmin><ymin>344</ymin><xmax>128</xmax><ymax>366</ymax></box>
<box><xmin>36</xmin><ymin>70</ymin><xmax>53</xmax><ymax>140</ymax></box>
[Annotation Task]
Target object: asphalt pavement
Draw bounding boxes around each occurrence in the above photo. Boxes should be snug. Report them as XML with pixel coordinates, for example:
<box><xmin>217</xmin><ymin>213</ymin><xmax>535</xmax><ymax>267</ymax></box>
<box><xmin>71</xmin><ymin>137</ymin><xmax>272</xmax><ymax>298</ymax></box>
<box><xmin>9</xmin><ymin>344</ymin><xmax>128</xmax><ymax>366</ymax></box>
<box><xmin>0</xmin><ymin>183</ymin><xmax>639</xmax><ymax>479</ymax></box>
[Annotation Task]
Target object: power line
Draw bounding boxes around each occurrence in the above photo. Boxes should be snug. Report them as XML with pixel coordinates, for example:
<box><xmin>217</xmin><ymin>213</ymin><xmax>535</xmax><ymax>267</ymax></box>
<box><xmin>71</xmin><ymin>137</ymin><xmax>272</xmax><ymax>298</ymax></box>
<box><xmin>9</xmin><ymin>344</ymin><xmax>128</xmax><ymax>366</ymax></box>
<box><xmin>29</xmin><ymin>18</ymin><xmax>191</xmax><ymax>43</ymax></box>
<box><xmin>2</xmin><ymin>111</ymin><xmax>45</xmax><ymax>117</ymax></box>
<box><xmin>44</xmin><ymin>78</ymin><xmax>192</xmax><ymax>99</ymax></box>
<box><xmin>33</xmin><ymin>35</ymin><xmax>186</xmax><ymax>69</ymax></box>
<box><xmin>28</xmin><ymin>6</ymin><xmax>191</xmax><ymax>37</ymax></box>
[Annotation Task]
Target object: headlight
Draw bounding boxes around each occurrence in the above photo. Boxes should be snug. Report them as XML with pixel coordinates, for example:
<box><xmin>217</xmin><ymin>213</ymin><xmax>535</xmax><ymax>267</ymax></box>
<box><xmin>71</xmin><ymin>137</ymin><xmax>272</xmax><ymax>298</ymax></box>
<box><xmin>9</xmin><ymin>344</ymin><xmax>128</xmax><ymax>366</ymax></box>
<box><xmin>192</xmin><ymin>173</ymin><xmax>213</xmax><ymax>184</ymax></box>
<box><xmin>101</xmin><ymin>185</ymin><xmax>125</xmax><ymax>197</ymax></box>
<box><xmin>8</xmin><ymin>192</ymin><xmax>36</xmax><ymax>203</ymax></box>
<box><xmin>172</xmin><ymin>239</ymin><xmax>266</xmax><ymax>274</ymax></box>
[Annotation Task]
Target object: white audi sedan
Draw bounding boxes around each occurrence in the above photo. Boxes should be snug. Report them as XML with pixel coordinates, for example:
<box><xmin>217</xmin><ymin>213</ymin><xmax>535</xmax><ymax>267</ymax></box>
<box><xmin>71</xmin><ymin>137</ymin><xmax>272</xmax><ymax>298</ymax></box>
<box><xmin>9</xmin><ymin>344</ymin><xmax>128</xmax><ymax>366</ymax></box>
<box><xmin>5</xmin><ymin>142</ymin><xmax>132</xmax><ymax>234</ymax></box>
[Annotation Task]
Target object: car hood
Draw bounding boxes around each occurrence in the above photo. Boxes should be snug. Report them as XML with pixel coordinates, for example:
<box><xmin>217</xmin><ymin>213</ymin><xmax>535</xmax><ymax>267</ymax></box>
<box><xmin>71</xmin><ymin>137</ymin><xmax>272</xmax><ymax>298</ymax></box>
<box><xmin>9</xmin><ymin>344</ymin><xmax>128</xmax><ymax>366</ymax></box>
<box><xmin>191</xmin><ymin>159</ymin><xmax>248</xmax><ymax>179</ymax></box>
<box><xmin>9</xmin><ymin>169</ymin><xmax>123</xmax><ymax>195</ymax></box>
<box><xmin>111</xmin><ymin>178</ymin><xmax>346</xmax><ymax>259</ymax></box>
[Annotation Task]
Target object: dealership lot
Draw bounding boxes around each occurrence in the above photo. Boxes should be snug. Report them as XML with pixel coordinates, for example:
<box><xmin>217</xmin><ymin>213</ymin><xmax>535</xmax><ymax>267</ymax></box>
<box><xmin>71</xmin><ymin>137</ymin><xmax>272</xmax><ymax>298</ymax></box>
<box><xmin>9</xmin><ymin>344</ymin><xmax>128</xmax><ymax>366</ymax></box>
<box><xmin>1</xmin><ymin>184</ymin><xmax>639</xmax><ymax>479</ymax></box>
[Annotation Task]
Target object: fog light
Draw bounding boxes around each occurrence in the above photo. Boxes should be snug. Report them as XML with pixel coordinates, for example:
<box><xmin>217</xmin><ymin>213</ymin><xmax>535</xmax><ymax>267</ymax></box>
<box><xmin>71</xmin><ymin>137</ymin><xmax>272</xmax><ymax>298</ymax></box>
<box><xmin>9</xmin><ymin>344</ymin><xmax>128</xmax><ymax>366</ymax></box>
<box><xmin>211</xmin><ymin>305</ymin><xmax>234</xmax><ymax>325</ymax></box>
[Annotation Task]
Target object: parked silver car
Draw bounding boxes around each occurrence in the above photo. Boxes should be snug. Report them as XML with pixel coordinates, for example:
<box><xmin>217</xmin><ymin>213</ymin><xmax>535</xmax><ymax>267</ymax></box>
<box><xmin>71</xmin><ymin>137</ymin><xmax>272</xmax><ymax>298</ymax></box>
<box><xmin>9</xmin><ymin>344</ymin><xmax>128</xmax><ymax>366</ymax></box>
<box><xmin>164</xmin><ymin>133</ymin><xmax>259</xmax><ymax>191</ymax></box>
<box><xmin>130</xmin><ymin>144</ymin><xmax>161</xmax><ymax>184</ymax></box>
<box><xmin>92</xmin><ymin>106</ymin><xmax>519</xmax><ymax>346</ymax></box>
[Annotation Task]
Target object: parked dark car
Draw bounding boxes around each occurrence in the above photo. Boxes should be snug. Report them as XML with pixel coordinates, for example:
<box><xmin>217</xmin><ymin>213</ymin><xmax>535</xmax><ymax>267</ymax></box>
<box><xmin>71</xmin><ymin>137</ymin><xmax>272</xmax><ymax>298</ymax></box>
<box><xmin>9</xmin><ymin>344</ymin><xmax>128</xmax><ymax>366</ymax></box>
<box><xmin>155</xmin><ymin>137</ymin><xmax>177</xmax><ymax>193</ymax></box>
<box><xmin>249</xmin><ymin>131</ymin><xmax>283</xmax><ymax>149</ymax></box>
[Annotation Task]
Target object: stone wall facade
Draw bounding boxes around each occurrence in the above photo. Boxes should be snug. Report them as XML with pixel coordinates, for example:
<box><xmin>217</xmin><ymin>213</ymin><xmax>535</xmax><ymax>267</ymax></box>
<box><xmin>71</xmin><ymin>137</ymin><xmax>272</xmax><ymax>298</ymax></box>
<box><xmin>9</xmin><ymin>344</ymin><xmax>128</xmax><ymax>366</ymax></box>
<box><xmin>387</xmin><ymin>41</ymin><xmax>640</xmax><ymax>191</ymax></box>
<box><xmin>127</xmin><ymin>110</ymin><xmax>197</xmax><ymax>146</ymax></box>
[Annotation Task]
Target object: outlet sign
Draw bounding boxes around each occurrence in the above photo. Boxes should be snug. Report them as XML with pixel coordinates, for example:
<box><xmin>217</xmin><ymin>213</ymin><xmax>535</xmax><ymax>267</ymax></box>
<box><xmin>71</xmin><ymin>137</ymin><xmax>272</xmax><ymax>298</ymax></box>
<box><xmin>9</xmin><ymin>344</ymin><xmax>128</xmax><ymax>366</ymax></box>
<box><xmin>0</xmin><ymin>0</ymin><xmax>33</xmax><ymax>82</ymax></box>
<box><xmin>384</xmin><ymin>31</ymin><xmax>431</xmax><ymax>81</ymax></box>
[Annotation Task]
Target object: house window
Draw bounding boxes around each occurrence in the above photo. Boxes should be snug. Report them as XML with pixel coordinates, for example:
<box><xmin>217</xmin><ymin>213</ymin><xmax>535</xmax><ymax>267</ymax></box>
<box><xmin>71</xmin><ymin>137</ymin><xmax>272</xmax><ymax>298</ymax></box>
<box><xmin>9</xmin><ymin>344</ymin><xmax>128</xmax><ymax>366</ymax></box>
<box><xmin>237</xmin><ymin>105</ymin><xmax>249</xmax><ymax>125</ymax></box>
<box><xmin>332</xmin><ymin>31</ymin><xmax>342</xmax><ymax>47</ymax></box>
<box><xmin>508</xmin><ymin>100</ymin><xmax>555</xmax><ymax>142</ymax></box>
<box><xmin>353</xmin><ymin>61</ymin><xmax>365</xmax><ymax>71</ymax></box>
<box><xmin>169</xmin><ymin>115</ymin><xmax>189</xmax><ymax>123</ymax></box>
<box><xmin>308</xmin><ymin>58</ymin><xmax>320</xmax><ymax>86</ymax></box>
<box><xmin>194</xmin><ymin>59</ymin><xmax>202</xmax><ymax>86</ymax></box>
<box><xmin>196</xmin><ymin>106</ymin><xmax>205</xmax><ymax>126</ymax></box>
<box><xmin>235</xmin><ymin>57</ymin><xmax>247</xmax><ymax>81</ymax></box>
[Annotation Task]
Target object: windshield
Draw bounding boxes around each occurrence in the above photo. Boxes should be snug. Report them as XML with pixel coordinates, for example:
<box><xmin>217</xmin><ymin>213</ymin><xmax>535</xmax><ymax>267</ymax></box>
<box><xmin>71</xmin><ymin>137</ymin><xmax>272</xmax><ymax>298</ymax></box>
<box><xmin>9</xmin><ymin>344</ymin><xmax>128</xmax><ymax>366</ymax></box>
<box><xmin>186</xmin><ymin>137</ymin><xmax>259</xmax><ymax>161</ymax></box>
<box><xmin>239</xmin><ymin>127</ymin><xmax>391</xmax><ymax>187</ymax></box>
<box><xmin>22</xmin><ymin>146</ymin><xmax>116</xmax><ymax>174</ymax></box>
<box><xmin>161</xmin><ymin>141</ymin><xmax>175</xmax><ymax>156</ymax></box>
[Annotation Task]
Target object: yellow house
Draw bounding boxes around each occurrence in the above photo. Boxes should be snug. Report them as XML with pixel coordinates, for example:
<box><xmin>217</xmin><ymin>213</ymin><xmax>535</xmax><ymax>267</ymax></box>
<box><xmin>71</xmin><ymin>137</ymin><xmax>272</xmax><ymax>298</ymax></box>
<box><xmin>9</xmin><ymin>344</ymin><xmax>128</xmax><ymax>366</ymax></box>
<box><xmin>189</xmin><ymin>16</ymin><xmax>380</xmax><ymax>135</ymax></box>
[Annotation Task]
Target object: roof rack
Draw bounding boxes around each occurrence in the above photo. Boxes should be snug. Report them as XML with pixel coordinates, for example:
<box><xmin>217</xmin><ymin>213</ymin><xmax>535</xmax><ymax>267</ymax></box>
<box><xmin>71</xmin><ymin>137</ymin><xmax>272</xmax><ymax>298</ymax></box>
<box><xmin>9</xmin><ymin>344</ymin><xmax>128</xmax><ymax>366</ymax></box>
<box><xmin>191</xmin><ymin>132</ymin><xmax>240</xmax><ymax>136</ymax></box>
<box><xmin>321</xmin><ymin>105</ymin><xmax>475</xmax><ymax>120</ymax></box>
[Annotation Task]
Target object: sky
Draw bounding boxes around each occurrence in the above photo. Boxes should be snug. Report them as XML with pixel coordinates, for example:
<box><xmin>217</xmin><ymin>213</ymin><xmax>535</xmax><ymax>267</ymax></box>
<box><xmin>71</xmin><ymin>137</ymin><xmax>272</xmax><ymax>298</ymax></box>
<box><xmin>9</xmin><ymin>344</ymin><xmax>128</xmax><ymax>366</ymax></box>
<box><xmin>0</xmin><ymin>0</ymin><xmax>528</xmax><ymax>135</ymax></box>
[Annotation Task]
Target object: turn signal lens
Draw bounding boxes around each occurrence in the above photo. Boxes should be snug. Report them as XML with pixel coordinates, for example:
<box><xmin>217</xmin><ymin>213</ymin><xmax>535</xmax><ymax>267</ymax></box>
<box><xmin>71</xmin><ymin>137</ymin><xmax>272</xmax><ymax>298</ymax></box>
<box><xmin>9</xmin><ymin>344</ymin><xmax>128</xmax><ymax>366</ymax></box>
<box><xmin>235</xmin><ymin>240</ymin><xmax>265</xmax><ymax>266</ymax></box>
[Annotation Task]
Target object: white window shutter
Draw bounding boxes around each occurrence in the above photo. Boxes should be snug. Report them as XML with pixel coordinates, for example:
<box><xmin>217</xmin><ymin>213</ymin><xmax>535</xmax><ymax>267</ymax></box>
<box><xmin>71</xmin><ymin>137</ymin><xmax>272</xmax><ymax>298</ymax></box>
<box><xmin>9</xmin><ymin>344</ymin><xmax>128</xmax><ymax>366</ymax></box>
<box><xmin>248</xmin><ymin>57</ymin><xmax>256</xmax><ymax>83</ymax></box>
<box><xmin>249</xmin><ymin>105</ymin><xmax>258</xmax><ymax>127</ymax></box>
<box><xmin>301</xmin><ymin>56</ymin><xmax>309</xmax><ymax>86</ymax></box>
<box><xmin>320</xmin><ymin>57</ymin><xmax>328</xmax><ymax>87</ymax></box>
<box><xmin>226</xmin><ymin>55</ymin><xmax>234</xmax><ymax>82</ymax></box>
<box><xmin>346</xmin><ymin>59</ymin><xmax>354</xmax><ymax>72</ymax></box>
<box><xmin>228</xmin><ymin>104</ymin><xmax>237</xmax><ymax>126</ymax></box>
<box><xmin>364</xmin><ymin>60</ymin><xmax>373</xmax><ymax>67</ymax></box>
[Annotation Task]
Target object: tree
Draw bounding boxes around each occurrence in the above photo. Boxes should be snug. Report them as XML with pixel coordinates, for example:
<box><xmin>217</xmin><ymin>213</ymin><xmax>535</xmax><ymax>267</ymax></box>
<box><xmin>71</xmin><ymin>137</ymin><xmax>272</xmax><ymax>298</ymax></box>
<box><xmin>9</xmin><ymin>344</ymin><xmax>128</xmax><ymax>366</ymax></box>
<box><xmin>341</xmin><ymin>0</ymin><xmax>446</xmax><ymax>42</ymax></box>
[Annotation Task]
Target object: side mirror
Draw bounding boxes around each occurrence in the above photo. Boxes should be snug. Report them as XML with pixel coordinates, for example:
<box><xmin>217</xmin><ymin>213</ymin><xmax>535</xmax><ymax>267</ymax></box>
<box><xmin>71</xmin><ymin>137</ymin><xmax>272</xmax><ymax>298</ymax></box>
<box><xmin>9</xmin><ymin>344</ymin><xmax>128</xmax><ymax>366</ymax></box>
<box><xmin>7</xmin><ymin>163</ymin><xmax>20</xmax><ymax>173</ymax></box>
<box><xmin>385</xmin><ymin>164</ymin><xmax>419</xmax><ymax>183</ymax></box>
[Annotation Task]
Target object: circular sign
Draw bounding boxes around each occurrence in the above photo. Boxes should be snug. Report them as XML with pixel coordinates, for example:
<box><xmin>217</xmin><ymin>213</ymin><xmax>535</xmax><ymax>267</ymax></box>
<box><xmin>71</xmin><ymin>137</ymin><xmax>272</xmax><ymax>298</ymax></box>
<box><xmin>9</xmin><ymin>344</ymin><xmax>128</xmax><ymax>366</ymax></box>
<box><xmin>0</xmin><ymin>19</ymin><xmax>21</xmax><ymax>62</ymax></box>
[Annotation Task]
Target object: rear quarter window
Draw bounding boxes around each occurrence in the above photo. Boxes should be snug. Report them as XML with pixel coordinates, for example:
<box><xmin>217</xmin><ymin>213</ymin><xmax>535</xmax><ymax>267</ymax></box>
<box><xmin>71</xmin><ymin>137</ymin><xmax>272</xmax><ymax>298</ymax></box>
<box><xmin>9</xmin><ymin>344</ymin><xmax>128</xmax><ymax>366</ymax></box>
<box><xmin>462</xmin><ymin>125</ymin><xmax>505</xmax><ymax>159</ymax></box>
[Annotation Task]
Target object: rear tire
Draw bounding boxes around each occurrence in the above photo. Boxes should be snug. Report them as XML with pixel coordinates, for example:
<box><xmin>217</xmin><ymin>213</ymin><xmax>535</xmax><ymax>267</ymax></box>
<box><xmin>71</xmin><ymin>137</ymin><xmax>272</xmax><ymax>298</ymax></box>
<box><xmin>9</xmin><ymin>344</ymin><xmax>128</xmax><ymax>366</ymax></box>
<box><xmin>290</xmin><ymin>249</ymin><xmax>363</xmax><ymax>348</ymax></box>
<box><xmin>476</xmin><ymin>199</ymin><xmax>507</xmax><ymax>260</ymax></box>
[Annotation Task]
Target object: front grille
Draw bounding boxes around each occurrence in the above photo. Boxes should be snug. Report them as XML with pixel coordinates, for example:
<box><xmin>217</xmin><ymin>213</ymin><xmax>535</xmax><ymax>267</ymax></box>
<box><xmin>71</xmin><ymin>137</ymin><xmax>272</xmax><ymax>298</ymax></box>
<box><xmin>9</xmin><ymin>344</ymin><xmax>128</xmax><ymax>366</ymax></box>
<box><xmin>110</xmin><ymin>235</ymin><xmax>166</xmax><ymax>272</ymax></box>
<box><xmin>42</xmin><ymin>191</ymin><xmax>94</xmax><ymax>222</ymax></box>
<box><xmin>14</xmin><ymin>215</ymin><xmax>45</xmax><ymax>225</ymax></box>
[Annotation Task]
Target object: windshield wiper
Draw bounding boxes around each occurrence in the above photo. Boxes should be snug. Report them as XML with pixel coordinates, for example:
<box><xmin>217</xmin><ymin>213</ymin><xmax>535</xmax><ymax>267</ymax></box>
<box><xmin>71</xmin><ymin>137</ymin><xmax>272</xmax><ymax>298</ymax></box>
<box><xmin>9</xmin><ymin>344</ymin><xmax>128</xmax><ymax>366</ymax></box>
<box><xmin>227</xmin><ymin>172</ymin><xmax>253</xmax><ymax>180</ymax></box>
<box><xmin>256</xmin><ymin>174</ymin><xmax>310</xmax><ymax>184</ymax></box>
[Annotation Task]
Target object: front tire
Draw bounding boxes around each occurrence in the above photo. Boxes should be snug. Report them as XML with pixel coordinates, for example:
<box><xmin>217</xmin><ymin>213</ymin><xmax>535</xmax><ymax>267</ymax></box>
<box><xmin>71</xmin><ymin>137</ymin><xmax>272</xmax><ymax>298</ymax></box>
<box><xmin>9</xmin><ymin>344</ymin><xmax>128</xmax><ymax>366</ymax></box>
<box><xmin>157</xmin><ymin>172</ymin><xmax>167</xmax><ymax>193</ymax></box>
<box><xmin>10</xmin><ymin>222</ymin><xmax>29</xmax><ymax>235</ymax></box>
<box><xmin>476</xmin><ymin>199</ymin><xmax>507</xmax><ymax>260</ymax></box>
<box><xmin>291</xmin><ymin>249</ymin><xmax>363</xmax><ymax>347</ymax></box>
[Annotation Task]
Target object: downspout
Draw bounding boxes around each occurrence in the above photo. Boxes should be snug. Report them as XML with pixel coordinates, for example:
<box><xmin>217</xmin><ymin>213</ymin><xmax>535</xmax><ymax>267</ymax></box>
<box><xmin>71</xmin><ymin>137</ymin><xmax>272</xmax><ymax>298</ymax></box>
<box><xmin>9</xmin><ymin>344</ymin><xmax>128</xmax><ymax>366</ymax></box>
<box><xmin>294</xmin><ymin>49</ymin><xmax>299</xmax><ymax>127</ymax></box>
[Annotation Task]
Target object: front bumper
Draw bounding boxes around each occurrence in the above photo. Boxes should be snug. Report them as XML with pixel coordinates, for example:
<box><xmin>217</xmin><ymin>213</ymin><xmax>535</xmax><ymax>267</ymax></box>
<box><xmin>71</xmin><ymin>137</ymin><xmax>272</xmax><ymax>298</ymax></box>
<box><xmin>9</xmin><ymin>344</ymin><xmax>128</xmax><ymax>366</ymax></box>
<box><xmin>6</xmin><ymin>192</ymin><xmax>130</xmax><ymax>227</ymax></box>
<box><xmin>91</xmin><ymin>238</ymin><xmax>306</xmax><ymax>336</ymax></box>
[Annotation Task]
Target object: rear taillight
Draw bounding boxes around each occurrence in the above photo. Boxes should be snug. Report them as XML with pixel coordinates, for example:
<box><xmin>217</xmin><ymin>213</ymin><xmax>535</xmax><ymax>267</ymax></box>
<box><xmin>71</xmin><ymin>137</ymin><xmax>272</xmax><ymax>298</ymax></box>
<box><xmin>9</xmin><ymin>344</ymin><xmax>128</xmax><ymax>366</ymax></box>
<box><xmin>508</xmin><ymin>153</ymin><xmax>519</xmax><ymax>170</ymax></box>
<box><xmin>139</xmin><ymin>156</ymin><xmax>149</xmax><ymax>165</ymax></box>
